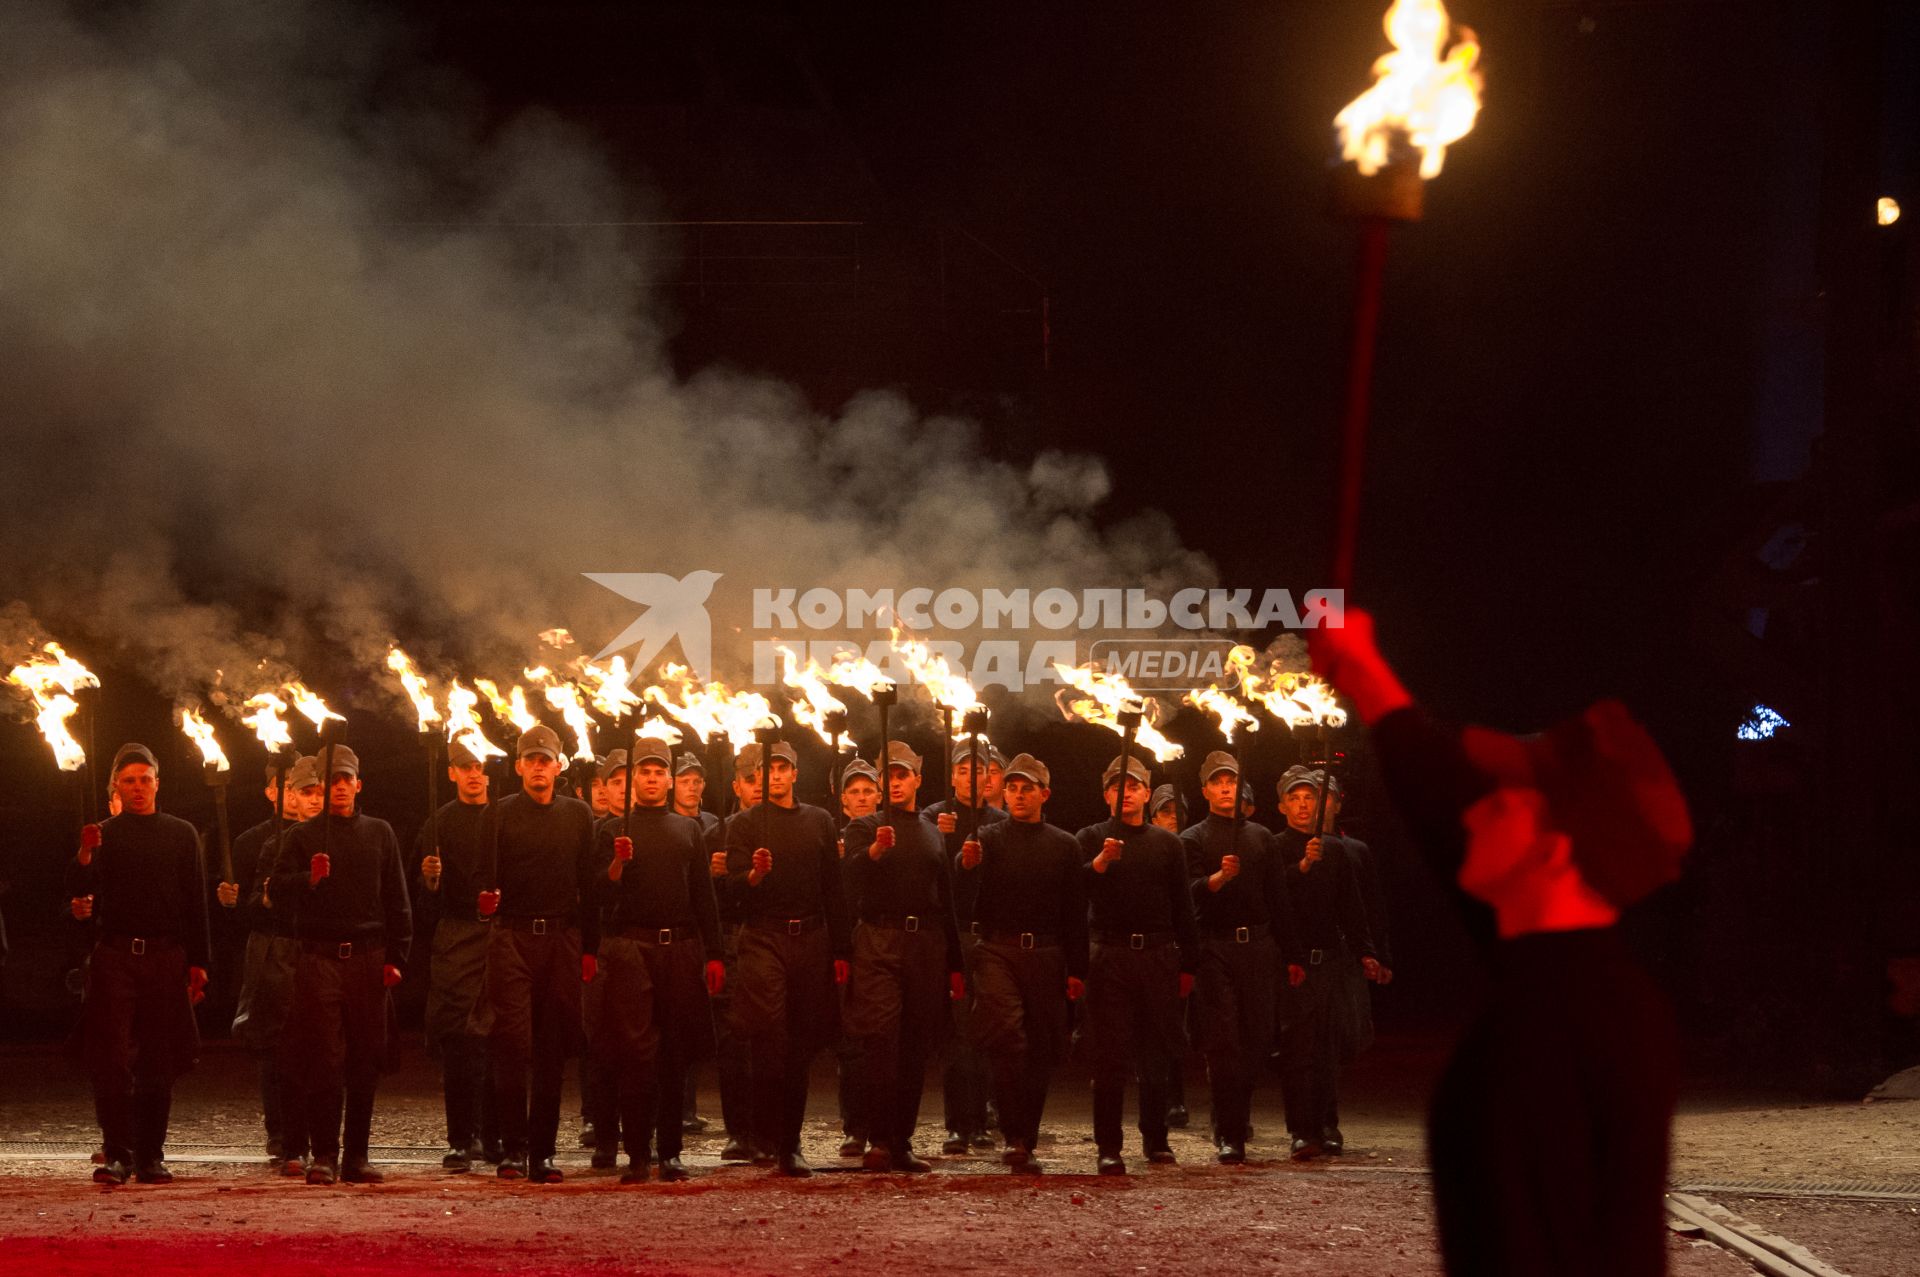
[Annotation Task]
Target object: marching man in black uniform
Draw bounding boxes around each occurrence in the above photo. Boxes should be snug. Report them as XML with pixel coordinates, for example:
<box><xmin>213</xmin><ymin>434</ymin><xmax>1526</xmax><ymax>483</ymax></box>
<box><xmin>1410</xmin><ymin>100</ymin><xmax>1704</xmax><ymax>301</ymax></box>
<box><xmin>229</xmin><ymin>754</ymin><xmax>317</xmax><ymax>1172</ymax></box>
<box><xmin>596</xmin><ymin>739</ymin><xmax>726</xmax><ymax>1182</ymax></box>
<box><xmin>1076</xmin><ymin>752</ymin><xmax>1198</xmax><ymax>1175</ymax></box>
<box><xmin>1275</xmin><ymin>765</ymin><xmax>1378</xmax><ymax>1160</ymax></box>
<box><xmin>477</xmin><ymin>723</ymin><xmax>601</xmax><ymax>1183</ymax></box>
<box><xmin>954</xmin><ymin>752</ymin><xmax>1087</xmax><ymax>1173</ymax></box>
<box><xmin>833</xmin><ymin>755</ymin><xmax>880</xmax><ymax>1159</ymax></box>
<box><xmin>1180</xmin><ymin>751</ymin><xmax>1306</xmax><ymax>1163</ymax></box>
<box><xmin>923</xmin><ymin>741</ymin><xmax>1005</xmax><ymax>1154</ymax></box>
<box><xmin>722</xmin><ymin>738</ymin><xmax>851</xmax><ymax>1176</ymax></box>
<box><xmin>270</xmin><ymin>745</ymin><xmax>412</xmax><ymax>1185</ymax></box>
<box><xmin>840</xmin><ymin>740</ymin><xmax>964</xmax><ymax>1172</ymax></box>
<box><xmin>708</xmin><ymin>749</ymin><xmax>764</xmax><ymax>1162</ymax></box>
<box><xmin>67</xmin><ymin>743</ymin><xmax>211</xmax><ymax>1185</ymax></box>
<box><xmin>416</xmin><ymin>739</ymin><xmax>496</xmax><ymax>1171</ymax></box>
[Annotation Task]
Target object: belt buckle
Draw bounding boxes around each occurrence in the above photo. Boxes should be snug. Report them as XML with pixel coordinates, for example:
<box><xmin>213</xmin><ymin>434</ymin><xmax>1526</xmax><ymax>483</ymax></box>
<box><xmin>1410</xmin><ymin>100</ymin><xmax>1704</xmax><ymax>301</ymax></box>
<box><xmin>1129</xmin><ymin>933</ymin><xmax>1145</xmax><ymax>951</ymax></box>
<box><xmin>787</xmin><ymin>918</ymin><xmax>803</xmax><ymax>936</ymax></box>
<box><xmin>969</xmin><ymin>921</ymin><xmax>982</xmax><ymax>936</ymax></box>
<box><xmin>659</xmin><ymin>928</ymin><xmax>674</xmax><ymax>945</ymax></box>
<box><xmin>1019</xmin><ymin>932</ymin><xmax>1036</xmax><ymax>951</ymax></box>
<box><xmin>904</xmin><ymin>916</ymin><xmax>920</xmax><ymax>933</ymax></box>
<box><xmin>1310</xmin><ymin>948</ymin><xmax>1325</xmax><ymax>965</ymax></box>
<box><xmin>130</xmin><ymin>937</ymin><xmax>146</xmax><ymax>956</ymax></box>
<box><xmin>1235</xmin><ymin>926</ymin><xmax>1250</xmax><ymax>944</ymax></box>
<box><xmin>337</xmin><ymin>942</ymin><xmax>353</xmax><ymax>960</ymax></box>
<box><xmin>532</xmin><ymin>918</ymin><xmax>549</xmax><ymax>936</ymax></box>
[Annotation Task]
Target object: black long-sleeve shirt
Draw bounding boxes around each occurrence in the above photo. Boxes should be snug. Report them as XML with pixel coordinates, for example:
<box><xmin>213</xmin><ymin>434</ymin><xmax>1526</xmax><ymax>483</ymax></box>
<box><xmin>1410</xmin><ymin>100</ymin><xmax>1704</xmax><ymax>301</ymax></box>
<box><xmin>842</xmin><ymin>809</ymin><xmax>963</xmax><ymax>973</ymax></box>
<box><xmin>955</xmin><ymin>818</ymin><xmax>1090</xmax><ymax>979</ymax></box>
<box><xmin>1179</xmin><ymin>814</ymin><xmax>1305</xmax><ymax>965</ymax></box>
<box><xmin>413</xmin><ymin>799</ymin><xmax>493</xmax><ymax>929</ymax></box>
<box><xmin>595</xmin><ymin>806</ymin><xmax>724</xmax><ymax>960</ymax></box>
<box><xmin>1073</xmin><ymin>819</ymin><xmax>1199</xmax><ymax>975</ymax></box>
<box><xmin>920</xmin><ymin>798</ymin><xmax>1008</xmax><ymax>854</ymax></box>
<box><xmin>1275</xmin><ymin>825</ymin><xmax>1374</xmax><ymax>958</ymax></box>
<box><xmin>66</xmin><ymin>811</ymin><xmax>211</xmax><ymax>969</ymax></box>
<box><xmin>270</xmin><ymin>812</ymin><xmax>413</xmax><ymax>971</ymax></box>
<box><xmin>230</xmin><ymin>815</ymin><xmax>301</xmax><ymax>937</ymax></box>
<box><xmin>1334</xmin><ymin>834</ymin><xmax>1392</xmax><ymax>967</ymax></box>
<box><xmin>723</xmin><ymin>801</ymin><xmax>852</xmax><ymax>957</ymax></box>
<box><xmin>487</xmin><ymin>792</ymin><xmax>601</xmax><ymax>955</ymax></box>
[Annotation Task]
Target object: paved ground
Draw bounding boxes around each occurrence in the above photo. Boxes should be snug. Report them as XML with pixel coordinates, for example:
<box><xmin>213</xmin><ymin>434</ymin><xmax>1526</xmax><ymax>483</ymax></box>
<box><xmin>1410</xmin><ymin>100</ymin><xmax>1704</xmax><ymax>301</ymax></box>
<box><xmin>2</xmin><ymin>1033</ymin><xmax>1917</xmax><ymax>1274</ymax></box>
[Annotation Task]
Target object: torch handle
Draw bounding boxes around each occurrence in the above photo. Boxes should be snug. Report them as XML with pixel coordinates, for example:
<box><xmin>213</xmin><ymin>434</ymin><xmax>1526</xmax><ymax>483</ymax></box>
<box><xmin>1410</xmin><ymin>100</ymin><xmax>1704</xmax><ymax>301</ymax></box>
<box><xmin>214</xmin><ymin>786</ymin><xmax>234</xmax><ymax>884</ymax></box>
<box><xmin>1110</xmin><ymin>725</ymin><xmax>1138</xmax><ymax>839</ymax></box>
<box><xmin>940</xmin><ymin>707</ymin><xmax>954</xmax><ymax>805</ymax></box>
<box><xmin>1331</xmin><ymin>216</ymin><xmax>1392</xmax><ymax>594</ymax></box>
<box><xmin>829</xmin><ymin>731</ymin><xmax>843</xmax><ymax>801</ymax></box>
<box><xmin>627</xmin><ymin>727</ymin><xmax>641</xmax><ymax>842</ymax></box>
<box><xmin>966</xmin><ymin>728</ymin><xmax>982</xmax><ymax>842</ymax></box>
<box><xmin>878</xmin><ymin>701</ymin><xmax>892</xmax><ymax>828</ymax></box>
<box><xmin>317</xmin><ymin>735</ymin><xmax>335</xmax><ymax>868</ymax></box>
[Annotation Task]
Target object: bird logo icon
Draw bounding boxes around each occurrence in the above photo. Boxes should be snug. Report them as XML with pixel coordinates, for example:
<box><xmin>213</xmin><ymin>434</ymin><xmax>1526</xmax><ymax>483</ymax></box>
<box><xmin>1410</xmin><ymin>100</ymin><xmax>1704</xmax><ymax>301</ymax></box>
<box><xmin>584</xmin><ymin>570</ymin><xmax>723</xmax><ymax>682</ymax></box>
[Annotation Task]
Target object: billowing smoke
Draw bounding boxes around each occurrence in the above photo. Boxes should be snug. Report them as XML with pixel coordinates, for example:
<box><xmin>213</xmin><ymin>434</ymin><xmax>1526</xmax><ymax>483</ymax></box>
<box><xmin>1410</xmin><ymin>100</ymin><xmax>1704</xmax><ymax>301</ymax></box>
<box><xmin>0</xmin><ymin>1</ymin><xmax>1213</xmax><ymax>726</ymax></box>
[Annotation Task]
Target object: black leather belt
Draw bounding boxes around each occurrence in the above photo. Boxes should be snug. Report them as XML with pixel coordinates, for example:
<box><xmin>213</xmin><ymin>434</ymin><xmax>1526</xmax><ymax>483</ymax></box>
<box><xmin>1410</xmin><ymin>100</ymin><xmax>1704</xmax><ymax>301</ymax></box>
<box><xmin>982</xmin><ymin>931</ymin><xmax>1060</xmax><ymax>950</ymax></box>
<box><xmin>744</xmin><ymin>913</ymin><xmax>825</xmax><ymax>936</ymax></box>
<box><xmin>863</xmin><ymin>914</ymin><xmax>932</xmax><ymax>932</ymax></box>
<box><xmin>618</xmin><ymin>925</ymin><xmax>700</xmax><ymax>944</ymax></box>
<box><xmin>1092</xmin><ymin>929</ymin><xmax>1178</xmax><ymax>950</ymax></box>
<box><xmin>494</xmin><ymin>915</ymin><xmax>572</xmax><ymax>935</ymax></box>
<box><xmin>300</xmin><ymin>938</ymin><xmax>381</xmax><ymax>959</ymax></box>
<box><xmin>1205</xmin><ymin>924</ymin><xmax>1270</xmax><ymax>945</ymax></box>
<box><xmin>101</xmin><ymin>934</ymin><xmax>176</xmax><ymax>957</ymax></box>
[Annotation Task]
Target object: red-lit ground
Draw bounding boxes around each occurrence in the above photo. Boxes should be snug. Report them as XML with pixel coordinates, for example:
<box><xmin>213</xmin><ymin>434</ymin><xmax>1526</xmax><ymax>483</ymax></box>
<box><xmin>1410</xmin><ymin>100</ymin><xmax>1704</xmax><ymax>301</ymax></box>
<box><xmin>2</xmin><ymin>1037</ymin><xmax>1916</xmax><ymax>1275</ymax></box>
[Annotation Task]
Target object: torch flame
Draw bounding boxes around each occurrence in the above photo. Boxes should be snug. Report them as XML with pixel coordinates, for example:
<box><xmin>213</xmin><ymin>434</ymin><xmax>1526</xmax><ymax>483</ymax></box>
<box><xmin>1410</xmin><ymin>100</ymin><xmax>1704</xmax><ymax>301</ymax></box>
<box><xmin>539</xmin><ymin>681</ymin><xmax>599</xmax><ymax>762</ymax></box>
<box><xmin>888</xmin><ymin>625</ymin><xmax>984</xmax><ymax>725</ymax></box>
<box><xmin>443</xmin><ymin>681</ymin><xmax>507</xmax><ymax>760</ymax></box>
<box><xmin>1335</xmin><ymin>0</ymin><xmax>1483</xmax><ymax>180</ymax></box>
<box><xmin>475</xmin><ymin>679</ymin><xmax>541</xmax><ymax>735</ymax></box>
<box><xmin>774</xmin><ymin>644</ymin><xmax>849</xmax><ymax>745</ymax></box>
<box><xmin>539</xmin><ymin>628</ymin><xmax>575</xmax><ymax>649</ymax></box>
<box><xmin>282</xmin><ymin>682</ymin><xmax>345</xmax><ymax>732</ymax></box>
<box><xmin>1183</xmin><ymin>683</ymin><xmax>1261</xmax><ymax>743</ymax></box>
<box><xmin>240</xmin><ymin>692</ymin><xmax>294</xmax><ymax>752</ymax></box>
<box><xmin>1225</xmin><ymin>646</ymin><xmax>1349</xmax><ymax>729</ymax></box>
<box><xmin>1049</xmin><ymin>661</ymin><xmax>1185</xmax><ymax>763</ymax></box>
<box><xmin>178</xmin><ymin>705</ymin><xmax>231</xmax><ymax>774</ymax></box>
<box><xmin>818</xmin><ymin>648</ymin><xmax>894</xmax><ymax>700</ymax></box>
<box><xmin>385</xmin><ymin>646</ymin><xmax>442</xmax><ymax>732</ymax></box>
<box><xmin>5</xmin><ymin>641</ymin><xmax>99</xmax><ymax>771</ymax></box>
<box><xmin>643</xmin><ymin>663</ymin><xmax>778</xmax><ymax>746</ymax></box>
<box><xmin>575</xmin><ymin>656</ymin><xmax>644</xmax><ymax>719</ymax></box>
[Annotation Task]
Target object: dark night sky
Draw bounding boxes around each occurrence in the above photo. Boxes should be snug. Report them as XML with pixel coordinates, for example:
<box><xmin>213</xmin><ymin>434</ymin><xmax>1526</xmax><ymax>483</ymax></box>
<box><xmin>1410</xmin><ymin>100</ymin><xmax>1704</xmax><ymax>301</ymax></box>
<box><xmin>385</xmin><ymin>0</ymin><xmax>1888</xmax><ymax>746</ymax></box>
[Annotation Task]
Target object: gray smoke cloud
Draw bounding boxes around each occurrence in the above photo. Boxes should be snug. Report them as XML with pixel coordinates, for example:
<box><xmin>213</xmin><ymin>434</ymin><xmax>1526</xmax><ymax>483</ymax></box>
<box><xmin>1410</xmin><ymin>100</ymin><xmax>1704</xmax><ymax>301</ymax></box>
<box><xmin>0</xmin><ymin>0</ymin><xmax>1215</xmax><ymax>725</ymax></box>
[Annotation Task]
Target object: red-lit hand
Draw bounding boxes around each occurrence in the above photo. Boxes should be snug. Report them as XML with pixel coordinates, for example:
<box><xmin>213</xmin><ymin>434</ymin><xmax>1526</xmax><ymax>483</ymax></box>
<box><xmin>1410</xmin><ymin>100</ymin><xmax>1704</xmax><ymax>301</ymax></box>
<box><xmin>949</xmin><ymin>972</ymin><xmax>966</xmax><ymax>1002</ymax></box>
<box><xmin>1066</xmin><ymin>976</ymin><xmax>1085</xmax><ymax>1003</ymax></box>
<box><xmin>749</xmin><ymin>847</ymin><xmax>772</xmax><ymax>885</ymax></box>
<box><xmin>705</xmin><ymin>959</ymin><xmax>726</xmax><ymax>996</ymax></box>
<box><xmin>1178</xmin><ymin>972</ymin><xmax>1194</xmax><ymax>1000</ymax></box>
<box><xmin>187</xmin><ymin>966</ymin><xmax>209</xmax><ymax>1006</ymax></box>
<box><xmin>936</xmin><ymin>812</ymin><xmax>958</xmax><ymax>835</ymax></box>
<box><xmin>216</xmin><ymin>881</ymin><xmax>240</xmax><ymax>908</ymax></box>
<box><xmin>960</xmin><ymin>839</ymin><xmax>982</xmax><ymax>870</ymax></box>
<box><xmin>382</xmin><ymin>964</ymin><xmax>403</xmax><ymax>988</ymax></box>
<box><xmin>477</xmin><ymin>889</ymin><xmax>500</xmax><ymax>917</ymax></box>
<box><xmin>70</xmin><ymin>894</ymin><xmax>94</xmax><ymax>921</ymax></box>
<box><xmin>77</xmin><ymin>822</ymin><xmax>102</xmax><ymax>866</ymax></box>
<box><xmin>1287</xmin><ymin>963</ymin><xmax>1306</xmax><ymax>988</ymax></box>
<box><xmin>582</xmin><ymin>954</ymin><xmax>598</xmax><ymax>984</ymax></box>
<box><xmin>870</xmin><ymin>825</ymin><xmax>895</xmax><ymax>859</ymax></box>
<box><xmin>833</xmin><ymin>958</ymin><xmax>849</xmax><ymax>986</ymax></box>
<box><xmin>308</xmin><ymin>853</ymin><xmax>330</xmax><ymax>887</ymax></box>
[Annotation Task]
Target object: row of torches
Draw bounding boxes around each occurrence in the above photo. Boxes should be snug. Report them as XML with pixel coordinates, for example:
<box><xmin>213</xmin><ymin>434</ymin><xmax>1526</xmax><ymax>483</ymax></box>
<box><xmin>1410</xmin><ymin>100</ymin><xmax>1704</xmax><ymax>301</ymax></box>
<box><xmin>5</xmin><ymin>627</ymin><xmax>1346</xmax><ymax>802</ymax></box>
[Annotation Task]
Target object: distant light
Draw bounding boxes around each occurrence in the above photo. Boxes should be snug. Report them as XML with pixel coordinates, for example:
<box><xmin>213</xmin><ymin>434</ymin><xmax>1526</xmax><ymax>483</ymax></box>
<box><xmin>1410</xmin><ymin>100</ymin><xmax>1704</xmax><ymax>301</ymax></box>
<box><xmin>1737</xmin><ymin>704</ymin><xmax>1790</xmax><ymax>741</ymax></box>
<box><xmin>1879</xmin><ymin>197</ymin><xmax>1901</xmax><ymax>226</ymax></box>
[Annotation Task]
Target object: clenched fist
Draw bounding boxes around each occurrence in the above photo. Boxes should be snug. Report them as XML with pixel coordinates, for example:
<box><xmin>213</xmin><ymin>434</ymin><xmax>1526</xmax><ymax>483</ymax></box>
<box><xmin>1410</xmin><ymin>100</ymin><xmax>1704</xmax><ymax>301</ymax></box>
<box><xmin>833</xmin><ymin>958</ymin><xmax>849</xmax><ymax>986</ymax></box>
<box><xmin>1178</xmin><ymin>972</ymin><xmax>1195</xmax><ymax>1000</ymax></box>
<box><xmin>1066</xmin><ymin>975</ymin><xmax>1085</xmax><ymax>1002</ymax></box>
<box><xmin>1093</xmin><ymin>837</ymin><xmax>1124</xmax><ymax>873</ymax></box>
<box><xmin>308</xmin><ymin>853</ymin><xmax>330</xmax><ymax>887</ymax></box>
<box><xmin>70</xmin><ymin>894</ymin><xmax>94</xmax><ymax>921</ymax></box>
<box><xmin>936</xmin><ymin>811</ymin><xmax>958</xmax><ymax>835</ymax></box>
<box><xmin>749</xmin><ymin>847</ymin><xmax>773</xmax><ymax>885</ymax></box>
<box><xmin>1287</xmin><ymin>963</ymin><xmax>1306</xmax><ymax>988</ymax></box>
<box><xmin>420</xmin><ymin>854</ymin><xmax>442</xmax><ymax>889</ymax></box>
<box><xmin>582</xmin><ymin>954</ymin><xmax>598</xmax><ymax>984</ymax></box>
<box><xmin>382</xmin><ymin>964</ymin><xmax>403</xmax><ymax>988</ymax></box>
<box><xmin>477</xmin><ymin>889</ymin><xmax>501</xmax><ymax>917</ymax></box>
<box><xmin>959</xmin><ymin>839</ymin><xmax>982</xmax><ymax>869</ymax></box>
<box><xmin>704</xmin><ymin>959</ymin><xmax>726</xmax><ymax>996</ymax></box>
<box><xmin>949</xmin><ymin>971</ymin><xmax>967</xmax><ymax>1001</ymax></box>
<box><xmin>614</xmin><ymin>835</ymin><xmax>634</xmax><ymax>862</ymax></box>
<box><xmin>216</xmin><ymin>881</ymin><xmax>240</xmax><ymax>908</ymax></box>
<box><xmin>187</xmin><ymin>966</ymin><xmax>208</xmax><ymax>1006</ymax></box>
<box><xmin>709</xmin><ymin>850</ymin><xmax>728</xmax><ymax>879</ymax></box>
<box><xmin>77</xmin><ymin>823</ymin><xmax>102</xmax><ymax>866</ymax></box>
<box><xmin>1210</xmin><ymin>854</ymin><xmax>1240</xmax><ymax>892</ymax></box>
<box><xmin>870</xmin><ymin>824</ymin><xmax>895</xmax><ymax>859</ymax></box>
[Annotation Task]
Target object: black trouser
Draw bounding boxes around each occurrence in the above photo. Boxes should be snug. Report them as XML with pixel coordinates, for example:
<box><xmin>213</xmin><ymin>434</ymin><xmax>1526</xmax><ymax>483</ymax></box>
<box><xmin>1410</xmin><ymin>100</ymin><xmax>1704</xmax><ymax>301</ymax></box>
<box><xmin>942</xmin><ymin>930</ymin><xmax>990</xmax><ymax>1137</ymax></box>
<box><xmin>1194</xmin><ymin>935</ymin><xmax>1277</xmax><ymax>1145</ymax></box>
<box><xmin>281</xmin><ymin>943</ymin><xmax>386</xmax><ymax>1164</ymax></box>
<box><xmin>486</xmin><ymin>924</ymin><xmax>582</xmax><ymax>1163</ymax></box>
<box><xmin>711</xmin><ymin>923</ymin><xmax>752</xmax><ymax>1141</ymax></box>
<box><xmin>970</xmin><ymin>938</ymin><xmax>1068</xmax><ymax>1150</ymax></box>
<box><xmin>83</xmin><ymin>938</ymin><xmax>197</xmax><ymax>1168</ymax></box>
<box><xmin>732</xmin><ymin>920</ymin><xmax>836</xmax><ymax>1158</ymax></box>
<box><xmin>1085</xmin><ymin>939</ymin><xmax>1185</xmax><ymax>1157</ymax></box>
<box><xmin>581</xmin><ymin>964</ymin><xmax>621</xmax><ymax>1153</ymax></box>
<box><xmin>844</xmin><ymin>922</ymin><xmax>947</xmax><ymax>1154</ymax></box>
<box><xmin>835</xmin><ymin>992</ymin><xmax>867</xmax><ymax>1140</ymax></box>
<box><xmin>1279</xmin><ymin>956</ymin><xmax>1342</xmax><ymax>1143</ymax></box>
<box><xmin>442</xmin><ymin>1033</ymin><xmax>496</xmax><ymax>1151</ymax></box>
<box><xmin>597</xmin><ymin>932</ymin><xmax>710</xmax><ymax>1164</ymax></box>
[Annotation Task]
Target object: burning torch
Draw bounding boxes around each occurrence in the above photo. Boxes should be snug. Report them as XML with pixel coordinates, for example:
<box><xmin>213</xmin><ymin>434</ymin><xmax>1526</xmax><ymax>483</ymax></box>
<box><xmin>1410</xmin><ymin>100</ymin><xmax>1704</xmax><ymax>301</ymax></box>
<box><xmin>180</xmin><ymin>707</ymin><xmax>234</xmax><ymax>888</ymax></box>
<box><xmin>6</xmin><ymin>641</ymin><xmax>102</xmax><ymax>846</ymax></box>
<box><xmin>1326</xmin><ymin>0</ymin><xmax>1483</xmax><ymax>589</ymax></box>
<box><xmin>872</xmin><ymin>683</ymin><xmax>899</xmax><ymax>826</ymax></box>
<box><xmin>1111</xmin><ymin>705</ymin><xmax>1144</xmax><ymax>838</ymax></box>
<box><xmin>823</xmin><ymin>708</ymin><xmax>849</xmax><ymax>800</ymax></box>
<box><xmin>753</xmin><ymin>722</ymin><xmax>784</xmax><ymax>858</ymax></box>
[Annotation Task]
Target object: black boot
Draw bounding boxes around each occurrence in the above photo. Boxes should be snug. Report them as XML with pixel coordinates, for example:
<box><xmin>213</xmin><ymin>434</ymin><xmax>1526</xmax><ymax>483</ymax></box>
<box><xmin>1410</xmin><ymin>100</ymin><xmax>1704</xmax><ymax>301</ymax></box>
<box><xmin>133</xmin><ymin>1087</ymin><xmax>174</xmax><ymax>1183</ymax></box>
